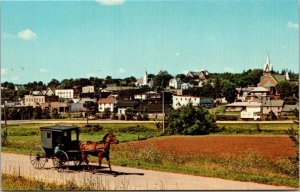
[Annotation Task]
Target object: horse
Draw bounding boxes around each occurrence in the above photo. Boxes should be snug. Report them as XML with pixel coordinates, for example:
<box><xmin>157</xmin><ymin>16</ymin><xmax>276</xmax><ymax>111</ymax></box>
<box><xmin>79</xmin><ymin>133</ymin><xmax>119</xmax><ymax>171</ymax></box>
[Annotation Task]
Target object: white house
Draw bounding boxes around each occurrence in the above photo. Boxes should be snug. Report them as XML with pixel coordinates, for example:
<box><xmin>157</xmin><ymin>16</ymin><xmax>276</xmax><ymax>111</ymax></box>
<box><xmin>169</xmin><ymin>78</ymin><xmax>183</xmax><ymax>89</ymax></box>
<box><xmin>98</xmin><ymin>96</ymin><xmax>117</xmax><ymax>112</ymax></box>
<box><xmin>55</xmin><ymin>89</ymin><xmax>74</xmax><ymax>99</ymax></box>
<box><xmin>181</xmin><ymin>83</ymin><xmax>193</xmax><ymax>90</ymax></box>
<box><xmin>225</xmin><ymin>102</ymin><xmax>262</xmax><ymax>112</ymax></box>
<box><xmin>82</xmin><ymin>86</ymin><xmax>95</xmax><ymax>93</ymax></box>
<box><xmin>172</xmin><ymin>95</ymin><xmax>200</xmax><ymax>109</ymax></box>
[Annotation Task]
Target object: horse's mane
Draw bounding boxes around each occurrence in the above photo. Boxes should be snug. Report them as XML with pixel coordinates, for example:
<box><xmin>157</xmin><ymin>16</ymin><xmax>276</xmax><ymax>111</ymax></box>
<box><xmin>102</xmin><ymin>133</ymin><xmax>110</xmax><ymax>143</ymax></box>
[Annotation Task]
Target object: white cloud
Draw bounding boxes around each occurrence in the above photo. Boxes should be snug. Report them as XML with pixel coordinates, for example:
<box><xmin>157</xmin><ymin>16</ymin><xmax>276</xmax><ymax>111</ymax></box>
<box><xmin>18</xmin><ymin>29</ymin><xmax>37</xmax><ymax>40</ymax></box>
<box><xmin>39</xmin><ymin>68</ymin><xmax>48</xmax><ymax>73</ymax></box>
<box><xmin>1</xmin><ymin>68</ymin><xmax>7</xmax><ymax>75</ymax></box>
<box><xmin>118</xmin><ymin>68</ymin><xmax>125</xmax><ymax>73</ymax></box>
<box><xmin>96</xmin><ymin>0</ymin><xmax>125</xmax><ymax>5</ymax></box>
<box><xmin>287</xmin><ymin>21</ymin><xmax>299</xmax><ymax>30</ymax></box>
<box><xmin>224</xmin><ymin>67</ymin><xmax>235</xmax><ymax>73</ymax></box>
<box><xmin>182</xmin><ymin>70</ymin><xmax>189</xmax><ymax>74</ymax></box>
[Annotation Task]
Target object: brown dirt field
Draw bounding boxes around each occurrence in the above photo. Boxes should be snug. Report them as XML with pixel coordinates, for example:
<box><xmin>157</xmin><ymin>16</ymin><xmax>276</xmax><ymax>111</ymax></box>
<box><xmin>124</xmin><ymin>136</ymin><xmax>296</xmax><ymax>160</ymax></box>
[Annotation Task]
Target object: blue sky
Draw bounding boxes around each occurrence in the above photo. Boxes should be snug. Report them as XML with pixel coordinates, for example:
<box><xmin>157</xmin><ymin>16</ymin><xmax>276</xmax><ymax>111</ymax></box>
<box><xmin>1</xmin><ymin>0</ymin><xmax>299</xmax><ymax>84</ymax></box>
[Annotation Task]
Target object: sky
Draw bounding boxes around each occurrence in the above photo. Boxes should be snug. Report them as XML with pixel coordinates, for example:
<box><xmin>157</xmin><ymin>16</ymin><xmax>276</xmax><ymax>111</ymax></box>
<box><xmin>1</xmin><ymin>0</ymin><xmax>299</xmax><ymax>84</ymax></box>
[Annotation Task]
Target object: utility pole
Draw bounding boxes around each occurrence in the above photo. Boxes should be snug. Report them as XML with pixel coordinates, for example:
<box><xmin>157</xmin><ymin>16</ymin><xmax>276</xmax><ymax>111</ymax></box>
<box><xmin>162</xmin><ymin>90</ymin><xmax>165</xmax><ymax>134</ymax></box>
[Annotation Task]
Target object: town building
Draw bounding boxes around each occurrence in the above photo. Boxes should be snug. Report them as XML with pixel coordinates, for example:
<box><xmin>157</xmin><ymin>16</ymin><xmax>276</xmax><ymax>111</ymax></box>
<box><xmin>82</xmin><ymin>86</ymin><xmax>95</xmax><ymax>93</ymax></box>
<box><xmin>258</xmin><ymin>54</ymin><xmax>289</xmax><ymax>96</ymax></box>
<box><xmin>98</xmin><ymin>95</ymin><xmax>117</xmax><ymax>112</ymax></box>
<box><xmin>261</xmin><ymin>99</ymin><xmax>284</xmax><ymax>116</ymax></box>
<box><xmin>55</xmin><ymin>89</ymin><xmax>74</xmax><ymax>99</ymax></box>
<box><xmin>24</xmin><ymin>95</ymin><xmax>59</xmax><ymax>107</ymax></box>
<box><xmin>172</xmin><ymin>95</ymin><xmax>213</xmax><ymax>109</ymax></box>
<box><xmin>169</xmin><ymin>78</ymin><xmax>183</xmax><ymax>89</ymax></box>
<box><xmin>225</xmin><ymin>101</ymin><xmax>262</xmax><ymax>112</ymax></box>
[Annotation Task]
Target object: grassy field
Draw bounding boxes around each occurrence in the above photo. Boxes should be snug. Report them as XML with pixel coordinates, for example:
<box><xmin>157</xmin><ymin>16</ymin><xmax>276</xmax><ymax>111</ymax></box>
<box><xmin>2</xmin><ymin>173</ymin><xmax>88</xmax><ymax>190</ymax></box>
<box><xmin>1</xmin><ymin>123</ymin><xmax>160</xmax><ymax>154</ymax></box>
<box><xmin>1</xmin><ymin>122</ymin><xmax>299</xmax><ymax>188</ymax></box>
<box><xmin>217</xmin><ymin>123</ymin><xmax>297</xmax><ymax>135</ymax></box>
<box><xmin>108</xmin><ymin>135</ymin><xmax>298</xmax><ymax>187</ymax></box>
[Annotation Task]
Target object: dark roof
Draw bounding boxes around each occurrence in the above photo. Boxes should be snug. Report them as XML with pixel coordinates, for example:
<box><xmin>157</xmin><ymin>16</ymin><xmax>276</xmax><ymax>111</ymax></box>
<box><xmin>262</xmin><ymin>99</ymin><xmax>284</xmax><ymax>107</ymax></box>
<box><xmin>40</xmin><ymin>126</ymin><xmax>79</xmax><ymax>132</ymax></box>
<box><xmin>117</xmin><ymin>100</ymin><xmax>139</xmax><ymax>108</ymax></box>
<box><xmin>282</xmin><ymin>103</ymin><xmax>299</xmax><ymax>112</ymax></box>
<box><xmin>272</xmin><ymin>74</ymin><xmax>286</xmax><ymax>82</ymax></box>
<box><xmin>134</xmin><ymin>103</ymin><xmax>172</xmax><ymax>113</ymax></box>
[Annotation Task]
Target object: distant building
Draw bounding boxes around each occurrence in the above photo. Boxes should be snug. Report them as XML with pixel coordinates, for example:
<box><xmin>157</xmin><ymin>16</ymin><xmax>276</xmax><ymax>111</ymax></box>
<box><xmin>24</xmin><ymin>95</ymin><xmax>59</xmax><ymax>107</ymax></box>
<box><xmin>181</xmin><ymin>83</ymin><xmax>193</xmax><ymax>90</ymax></box>
<box><xmin>169</xmin><ymin>78</ymin><xmax>183</xmax><ymax>89</ymax></box>
<box><xmin>82</xmin><ymin>86</ymin><xmax>95</xmax><ymax>93</ymax></box>
<box><xmin>262</xmin><ymin>99</ymin><xmax>284</xmax><ymax>116</ymax></box>
<box><xmin>225</xmin><ymin>101</ymin><xmax>261</xmax><ymax>112</ymax></box>
<box><xmin>258</xmin><ymin>54</ymin><xmax>288</xmax><ymax>96</ymax></box>
<box><xmin>135</xmin><ymin>71</ymin><xmax>153</xmax><ymax>88</ymax></box>
<box><xmin>186</xmin><ymin>70</ymin><xmax>209</xmax><ymax>80</ymax></box>
<box><xmin>55</xmin><ymin>89</ymin><xmax>74</xmax><ymax>99</ymax></box>
<box><xmin>172</xmin><ymin>95</ymin><xmax>213</xmax><ymax>109</ymax></box>
<box><xmin>98</xmin><ymin>95</ymin><xmax>117</xmax><ymax>112</ymax></box>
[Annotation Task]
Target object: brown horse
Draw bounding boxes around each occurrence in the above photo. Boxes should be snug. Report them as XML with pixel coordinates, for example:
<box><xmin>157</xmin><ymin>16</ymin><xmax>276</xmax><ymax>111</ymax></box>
<box><xmin>79</xmin><ymin>133</ymin><xmax>119</xmax><ymax>171</ymax></box>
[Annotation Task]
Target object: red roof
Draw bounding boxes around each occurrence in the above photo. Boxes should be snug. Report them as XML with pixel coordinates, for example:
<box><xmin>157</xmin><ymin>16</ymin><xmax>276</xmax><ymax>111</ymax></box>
<box><xmin>98</xmin><ymin>96</ymin><xmax>116</xmax><ymax>104</ymax></box>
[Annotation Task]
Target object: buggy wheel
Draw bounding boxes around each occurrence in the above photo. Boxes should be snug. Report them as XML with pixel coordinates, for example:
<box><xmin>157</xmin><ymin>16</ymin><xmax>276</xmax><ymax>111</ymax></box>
<box><xmin>30</xmin><ymin>146</ymin><xmax>47</xmax><ymax>169</ymax></box>
<box><xmin>53</xmin><ymin>150</ymin><xmax>69</xmax><ymax>170</ymax></box>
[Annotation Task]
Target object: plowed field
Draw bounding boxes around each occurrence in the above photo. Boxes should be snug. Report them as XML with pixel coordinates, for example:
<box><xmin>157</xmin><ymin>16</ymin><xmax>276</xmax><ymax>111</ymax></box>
<box><xmin>126</xmin><ymin>136</ymin><xmax>296</xmax><ymax>160</ymax></box>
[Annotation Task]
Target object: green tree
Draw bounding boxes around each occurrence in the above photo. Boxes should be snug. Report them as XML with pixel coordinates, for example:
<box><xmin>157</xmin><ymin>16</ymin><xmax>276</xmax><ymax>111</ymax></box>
<box><xmin>32</xmin><ymin>107</ymin><xmax>42</xmax><ymax>119</ymax></box>
<box><xmin>276</xmin><ymin>81</ymin><xmax>299</xmax><ymax>99</ymax></box>
<box><xmin>125</xmin><ymin>107</ymin><xmax>134</xmax><ymax>120</ymax></box>
<box><xmin>153</xmin><ymin>70</ymin><xmax>173</xmax><ymax>89</ymax></box>
<box><xmin>47</xmin><ymin>79</ymin><xmax>60</xmax><ymax>89</ymax></box>
<box><xmin>102</xmin><ymin>107</ymin><xmax>111</xmax><ymax>119</ymax></box>
<box><xmin>50</xmin><ymin>108</ymin><xmax>59</xmax><ymax>119</ymax></box>
<box><xmin>166</xmin><ymin>104</ymin><xmax>219</xmax><ymax>135</ymax></box>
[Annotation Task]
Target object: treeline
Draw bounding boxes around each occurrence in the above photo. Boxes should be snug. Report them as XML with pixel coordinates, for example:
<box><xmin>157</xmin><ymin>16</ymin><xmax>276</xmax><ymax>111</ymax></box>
<box><xmin>1</xmin><ymin>69</ymin><xmax>299</xmax><ymax>102</ymax></box>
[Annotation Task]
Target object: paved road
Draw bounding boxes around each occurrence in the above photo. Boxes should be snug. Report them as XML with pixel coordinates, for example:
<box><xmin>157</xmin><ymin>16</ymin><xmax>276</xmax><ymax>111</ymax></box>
<box><xmin>1</xmin><ymin>119</ymin><xmax>294</xmax><ymax>125</ymax></box>
<box><xmin>1</xmin><ymin>153</ymin><xmax>294</xmax><ymax>190</ymax></box>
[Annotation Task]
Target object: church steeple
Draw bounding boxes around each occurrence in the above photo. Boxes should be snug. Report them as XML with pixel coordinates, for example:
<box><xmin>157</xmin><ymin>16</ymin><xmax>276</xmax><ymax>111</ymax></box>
<box><xmin>263</xmin><ymin>52</ymin><xmax>272</xmax><ymax>74</ymax></box>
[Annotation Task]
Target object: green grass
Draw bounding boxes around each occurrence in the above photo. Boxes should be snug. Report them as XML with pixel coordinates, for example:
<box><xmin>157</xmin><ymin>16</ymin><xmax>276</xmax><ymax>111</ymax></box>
<box><xmin>217</xmin><ymin>123</ymin><xmax>298</xmax><ymax>135</ymax></box>
<box><xmin>2</xmin><ymin>122</ymin><xmax>299</xmax><ymax>188</ymax></box>
<box><xmin>1</xmin><ymin>123</ymin><xmax>160</xmax><ymax>154</ymax></box>
<box><xmin>2</xmin><ymin>173</ymin><xmax>89</xmax><ymax>190</ymax></box>
<box><xmin>208</xmin><ymin>104</ymin><xmax>226</xmax><ymax>114</ymax></box>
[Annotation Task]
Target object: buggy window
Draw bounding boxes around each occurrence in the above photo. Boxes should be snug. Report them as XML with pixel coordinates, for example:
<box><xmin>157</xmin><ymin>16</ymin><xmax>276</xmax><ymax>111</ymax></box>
<box><xmin>71</xmin><ymin>130</ymin><xmax>77</xmax><ymax>141</ymax></box>
<box><xmin>47</xmin><ymin>132</ymin><xmax>51</xmax><ymax>138</ymax></box>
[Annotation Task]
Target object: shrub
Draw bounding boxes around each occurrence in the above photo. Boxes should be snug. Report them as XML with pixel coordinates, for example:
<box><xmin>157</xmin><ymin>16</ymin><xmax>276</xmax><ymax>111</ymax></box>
<box><xmin>80</xmin><ymin>124</ymin><xmax>103</xmax><ymax>134</ymax></box>
<box><xmin>136</xmin><ymin>113</ymin><xmax>143</xmax><ymax>120</ymax></box>
<box><xmin>120</xmin><ymin>114</ymin><xmax>125</xmax><ymax>120</ymax></box>
<box><xmin>110</xmin><ymin>113</ymin><xmax>118</xmax><ymax>120</ymax></box>
<box><xmin>216</xmin><ymin>115</ymin><xmax>238</xmax><ymax>121</ymax></box>
<box><xmin>167</xmin><ymin>104</ymin><xmax>219</xmax><ymax>135</ymax></box>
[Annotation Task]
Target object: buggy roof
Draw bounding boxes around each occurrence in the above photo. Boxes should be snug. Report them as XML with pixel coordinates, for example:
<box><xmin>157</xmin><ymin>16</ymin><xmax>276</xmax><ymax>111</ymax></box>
<box><xmin>40</xmin><ymin>125</ymin><xmax>79</xmax><ymax>132</ymax></box>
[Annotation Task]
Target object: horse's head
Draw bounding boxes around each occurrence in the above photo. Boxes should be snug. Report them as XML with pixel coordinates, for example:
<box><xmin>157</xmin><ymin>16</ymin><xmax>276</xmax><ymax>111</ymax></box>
<box><xmin>105</xmin><ymin>133</ymin><xmax>119</xmax><ymax>144</ymax></box>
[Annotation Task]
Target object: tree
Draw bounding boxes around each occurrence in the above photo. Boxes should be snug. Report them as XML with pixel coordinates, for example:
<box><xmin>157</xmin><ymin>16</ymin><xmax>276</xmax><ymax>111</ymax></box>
<box><xmin>102</xmin><ymin>107</ymin><xmax>111</xmax><ymax>119</ymax></box>
<box><xmin>47</xmin><ymin>79</ymin><xmax>60</xmax><ymax>89</ymax></box>
<box><xmin>50</xmin><ymin>108</ymin><xmax>59</xmax><ymax>119</ymax></box>
<box><xmin>221</xmin><ymin>80</ymin><xmax>237</xmax><ymax>103</ymax></box>
<box><xmin>166</xmin><ymin>104</ymin><xmax>219</xmax><ymax>135</ymax></box>
<box><xmin>276</xmin><ymin>81</ymin><xmax>299</xmax><ymax>99</ymax></box>
<box><xmin>32</xmin><ymin>107</ymin><xmax>42</xmax><ymax>119</ymax></box>
<box><xmin>153</xmin><ymin>70</ymin><xmax>173</xmax><ymax>90</ymax></box>
<box><xmin>125</xmin><ymin>107</ymin><xmax>134</xmax><ymax>120</ymax></box>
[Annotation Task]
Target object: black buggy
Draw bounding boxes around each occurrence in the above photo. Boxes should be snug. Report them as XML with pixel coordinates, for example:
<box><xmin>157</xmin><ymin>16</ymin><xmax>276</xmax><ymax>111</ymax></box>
<box><xmin>29</xmin><ymin>125</ymin><xmax>85</xmax><ymax>170</ymax></box>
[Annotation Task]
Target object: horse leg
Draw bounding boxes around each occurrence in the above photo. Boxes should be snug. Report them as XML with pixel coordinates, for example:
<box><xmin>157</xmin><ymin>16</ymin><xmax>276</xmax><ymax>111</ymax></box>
<box><xmin>107</xmin><ymin>160</ymin><xmax>112</xmax><ymax>172</ymax></box>
<box><xmin>98</xmin><ymin>152</ymin><xmax>103</xmax><ymax>168</ymax></box>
